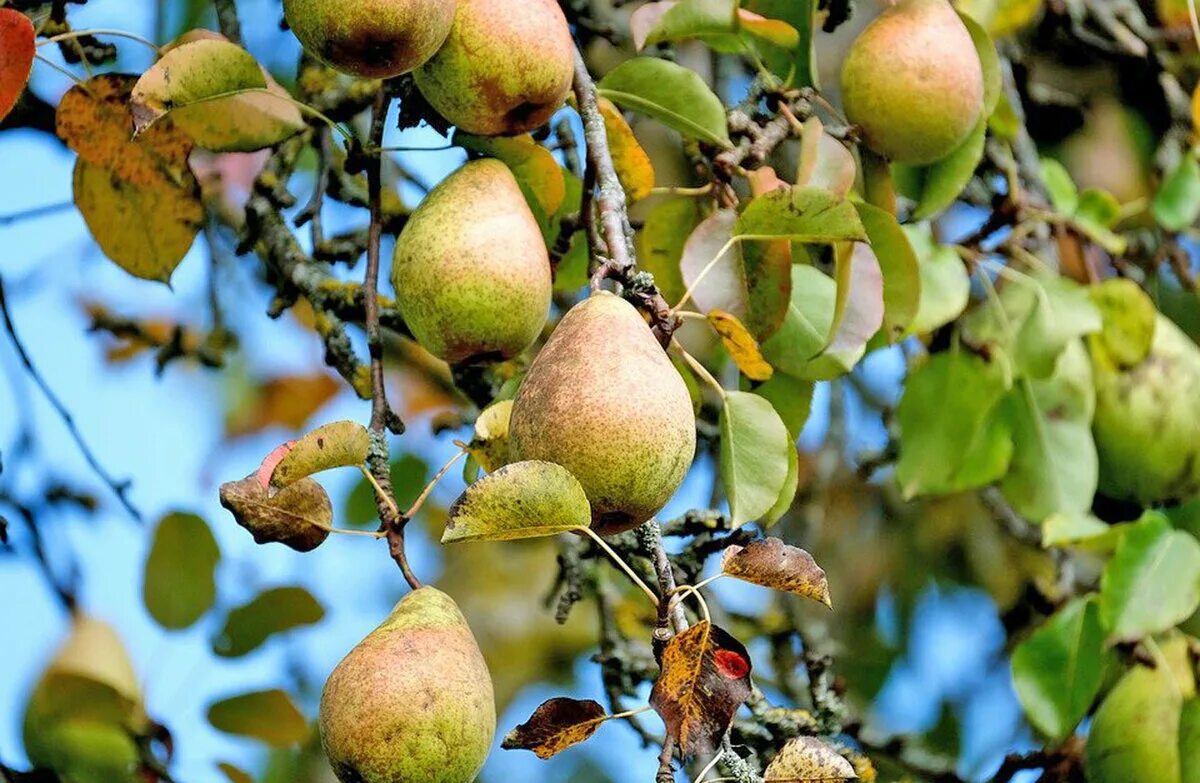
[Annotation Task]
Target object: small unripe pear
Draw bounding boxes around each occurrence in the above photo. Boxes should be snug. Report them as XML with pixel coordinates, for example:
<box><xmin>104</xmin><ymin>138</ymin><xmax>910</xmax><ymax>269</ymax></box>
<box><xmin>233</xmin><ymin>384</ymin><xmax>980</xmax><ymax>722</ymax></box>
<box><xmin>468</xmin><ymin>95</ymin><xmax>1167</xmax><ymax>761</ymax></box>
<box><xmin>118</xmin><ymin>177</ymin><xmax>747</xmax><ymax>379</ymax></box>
<box><xmin>509</xmin><ymin>292</ymin><xmax>697</xmax><ymax>534</ymax></box>
<box><xmin>283</xmin><ymin>0</ymin><xmax>456</xmax><ymax>78</ymax></box>
<box><xmin>320</xmin><ymin>587</ymin><xmax>496</xmax><ymax>783</ymax></box>
<box><xmin>392</xmin><ymin>159</ymin><xmax>551</xmax><ymax>364</ymax></box>
<box><xmin>840</xmin><ymin>0</ymin><xmax>984</xmax><ymax>165</ymax></box>
<box><xmin>413</xmin><ymin>0</ymin><xmax>575</xmax><ymax>135</ymax></box>
<box><xmin>1092</xmin><ymin>314</ymin><xmax>1200</xmax><ymax>504</ymax></box>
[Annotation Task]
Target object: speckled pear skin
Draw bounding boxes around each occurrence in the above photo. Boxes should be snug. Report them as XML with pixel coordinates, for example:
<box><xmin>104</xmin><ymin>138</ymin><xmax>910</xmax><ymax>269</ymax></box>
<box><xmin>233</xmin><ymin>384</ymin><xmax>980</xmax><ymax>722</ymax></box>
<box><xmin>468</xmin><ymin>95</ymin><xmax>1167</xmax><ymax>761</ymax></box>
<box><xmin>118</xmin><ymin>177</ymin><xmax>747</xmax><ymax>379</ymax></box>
<box><xmin>283</xmin><ymin>0</ymin><xmax>455</xmax><ymax>78</ymax></box>
<box><xmin>391</xmin><ymin>159</ymin><xmax>551</xmax><ymax>364</ymax></box>
<box><xmin>319</xmin><ymin>587</ymin><xmax>496</xmax><ymax>783</ymax></box>
<box><xmin>840</xmin><ymin>0</ymin><xmax>983</xmax><ymax>165</ymax></box>
<box><xmin>413</xmin><ymin>0</ymin><xmax>575</xmax><ymax>135</ymax></box>
<box><xmin>509</xmin><ymin>292</ymin><xmax>697</xmax><ymax>535</ymax></box>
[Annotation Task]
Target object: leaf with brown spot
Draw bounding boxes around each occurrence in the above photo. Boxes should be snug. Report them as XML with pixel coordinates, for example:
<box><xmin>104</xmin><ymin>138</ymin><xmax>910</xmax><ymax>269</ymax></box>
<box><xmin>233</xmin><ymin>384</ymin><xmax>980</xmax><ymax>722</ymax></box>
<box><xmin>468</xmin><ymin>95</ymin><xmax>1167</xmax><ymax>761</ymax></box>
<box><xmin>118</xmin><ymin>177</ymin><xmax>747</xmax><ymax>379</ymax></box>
<box><xmin>764</xmin><ymin>736</ymin><xmax>857</xmax><ymax>782</ymax></box>
<box><xmin>501</xmin><ymin>697</ymin><xmax>608</xmax><ymax>759</ymax></box>
<box><xmin>649</xmin><ymin>621</ymin><xmax>752</xmax><ymax>758</ymax></box>
<box><xmin>269</xmin><ymin>420</ymin><xmax>370</xmax><ymax>491</ymax></box>
<box><xmin>219</xmin><ymin>472</ymin><xmax>331</xmax><ymax>552</ymax></box>
<box><xmin>598</xmin><ymin>97</ymin><xmax>655</xmax><ymax>202</ymax></box>
<box><xmin>708</xmin><ymin>309</ymin><xmax>773</xmax><ymax>381</ymax></box>
<box><xmin>722</xmin><ymin>538</ymin><xmax>831</xmax><ymax>608</ymax></box>
<box><xmin>0</xmin><ymin>9</ymin><xmax>35</xmax><ymax>123</ymax></box>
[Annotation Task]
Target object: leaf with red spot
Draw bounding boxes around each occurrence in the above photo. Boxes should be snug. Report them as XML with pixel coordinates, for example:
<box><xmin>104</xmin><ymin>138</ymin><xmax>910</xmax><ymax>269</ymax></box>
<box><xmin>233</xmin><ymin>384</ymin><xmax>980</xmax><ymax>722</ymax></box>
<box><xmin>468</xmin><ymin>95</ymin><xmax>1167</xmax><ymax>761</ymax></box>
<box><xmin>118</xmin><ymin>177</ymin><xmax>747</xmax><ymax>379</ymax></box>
<box><xmin>501</xmin><ymin>697</ymin><xmax>609</xmax><ymax>759</ymax></box>
<box><xmin>649</xmin><ymin>621</ymin><xmax>752</xmax><ymax>758</ymax></box>
<box><xmin>722</xmin><ymin>537</ymin><xmax>832</xmax><ymax>608</ymax></box>
<box><xmin>0</xmin><ymin>9</ymin><xmax>34</xmax><ymax>123</ymax></box>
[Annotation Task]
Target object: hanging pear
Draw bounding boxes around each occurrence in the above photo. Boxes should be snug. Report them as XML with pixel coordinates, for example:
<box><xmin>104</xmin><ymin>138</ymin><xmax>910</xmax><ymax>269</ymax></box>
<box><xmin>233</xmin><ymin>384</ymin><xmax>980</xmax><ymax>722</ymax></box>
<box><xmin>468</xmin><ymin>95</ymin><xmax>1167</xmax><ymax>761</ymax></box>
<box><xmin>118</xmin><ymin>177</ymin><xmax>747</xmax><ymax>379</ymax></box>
<box><xmin>840</xmin><ymin>0</ymin><xmax>984</xmax><ymax>165</ymax></box>
<box><xmin>413</xmin><ymin>0</ymin><xmax>575</xmax><ymax>135</ymax></box>
<box><xmin>509</xmin><ymin>292</ymin><xmax>697</xmax><ymax>534</ymax></box>
<box><xmin>283</xmin><ymin>0</ymin><xmax>456</xmax><ymax>78</ymax></box>
<box><xmin>320</xmin><ymin>587</ymin><xmax>496</xmax><ymax>783</ymax></box>
<box><xmin>392</xmin><ymin>158</ymin><xmax>551</xmax><ymax>364</ymax></box>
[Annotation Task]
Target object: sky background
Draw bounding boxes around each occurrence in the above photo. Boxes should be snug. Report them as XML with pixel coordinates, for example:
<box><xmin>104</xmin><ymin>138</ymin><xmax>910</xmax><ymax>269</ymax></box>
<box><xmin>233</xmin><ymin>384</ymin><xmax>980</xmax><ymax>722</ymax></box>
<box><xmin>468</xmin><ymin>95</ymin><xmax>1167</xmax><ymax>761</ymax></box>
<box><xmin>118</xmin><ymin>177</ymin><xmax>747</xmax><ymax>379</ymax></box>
<box><xmin>0</xmin><ymin>3</ymin><xmax>1039</xmax><ymax>781</ymax></box>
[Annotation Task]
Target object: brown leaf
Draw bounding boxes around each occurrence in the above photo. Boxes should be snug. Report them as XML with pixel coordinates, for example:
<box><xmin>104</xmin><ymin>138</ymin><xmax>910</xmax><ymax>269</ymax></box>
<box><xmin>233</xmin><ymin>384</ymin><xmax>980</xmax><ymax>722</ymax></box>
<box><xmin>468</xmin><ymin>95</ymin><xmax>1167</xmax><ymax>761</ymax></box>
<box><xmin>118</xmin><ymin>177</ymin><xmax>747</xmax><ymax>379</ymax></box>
<box><xmin>764</xmin><ymin>736</ymin><xmax>857</xmax><ymax>782</ymax></box>
<box><xmin>708</xmin><ymin>309</ymin><xmax>773</xmax><ymax>381</ymax></box>
<box><xmin>722</xmin><ymin>538</ymin><xmax>832</xmax><ymax>609</ymax></box>
<box><xmin>218</xmin><ymin>472</ymin><xmax>331</xmax><ymax>553</ymax></box>
<box><xmin>501</xmin><ymin>697</ymin><xmax>608</xmax><ymax>759</ymax></box>
<box><xmin>224</xmin><ymin>373</ymin><xmax>341</xmax><ymax>439</ymax></box>
<box><xmin>649</xmin><ymin>621</ymin><xmax>752</xmax><ymax>758</ymax></box>
<box><xmin>0</xmin><ymin>9</ymin><xmax>35</xmax><ymax>123</ymax></box>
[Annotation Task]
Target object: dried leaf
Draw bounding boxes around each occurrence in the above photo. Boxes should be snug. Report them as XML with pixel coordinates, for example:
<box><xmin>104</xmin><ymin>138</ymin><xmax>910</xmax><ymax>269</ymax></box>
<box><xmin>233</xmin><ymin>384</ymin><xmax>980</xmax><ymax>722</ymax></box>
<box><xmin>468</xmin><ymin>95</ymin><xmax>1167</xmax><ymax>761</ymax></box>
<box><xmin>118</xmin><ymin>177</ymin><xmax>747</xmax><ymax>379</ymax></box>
<box><xmin>219</xmin><ymin>473</ymin><xmax>332</xmax><ymax>552</ymax></box>
<box><xmin>599</xmin><ymin>97</ymin><xmax>655</xmax><ymax>202</ymax></box>
<box><xmin>0</xmin><ymin>9</ymin><xmax>35</xmax><ymax>123</ymax></box>
<box><xmin>269</xmin><ymin>420</ymin><xmax>370</xmax><ymax>491</ymax></box>
<box><xmin>765</xmin><ymin>736</ymin><xmax>857</xmax><ymax>782</ymax></box>
<box><xmin>468</xmin><ymin>399</ymin><xmax>514</xmax><ymax>473</ymax></box>
<box><xmin>722</xmin><ymin>538</ymin><xmax>831</xmax><ymax>608</ymax></box>
<box><xmin>708</xmin><ymin>309</ymin><xmax>773</xmax><ymax>381</ymax></box>
<box><xmin>224</xmin><ymin>373</ymin><xmax>341</xmax><ymax>439</ymax></box>
<box><xmin>650</xmin><ymin>621</ymin><xmax>752</xmax><ymax>758</ymax></box>
<box><xmin>501</xmin><ymin>697</ymin><xmax>608</xmax><ymax>759</ymax></box>
<box><xmin>442</xmin><ymin>460</ymin><xmax>591</xmax><ymax>543</ymax></box>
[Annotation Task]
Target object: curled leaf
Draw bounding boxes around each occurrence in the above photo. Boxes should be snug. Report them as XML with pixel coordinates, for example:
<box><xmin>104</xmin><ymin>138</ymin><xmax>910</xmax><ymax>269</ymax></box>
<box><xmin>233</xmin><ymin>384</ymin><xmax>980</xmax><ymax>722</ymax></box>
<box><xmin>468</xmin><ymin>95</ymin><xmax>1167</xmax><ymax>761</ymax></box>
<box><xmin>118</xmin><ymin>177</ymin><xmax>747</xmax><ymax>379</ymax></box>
<box><xmin>501</xmin><ymin>697</ymin><xmax>608</xmax><ymax>759</ymax></box>
<box><xmin>722</xmin><ymin>538</ymin><xmax>831</xmax><ymax>608</ymax></box>
<box><xmin>442</xmin><ymin>460</ymin><xmax>591</xmax><ymax>543</ymax></box>
<box><xmin>219</xmin><ymin>473</ymin><xmax>332</xmax><ymax>552</ymax></box>
<box><xmin>269</xmin><ymin>420</ymin><xmax>370</xmax><ymax>491</ymax></box>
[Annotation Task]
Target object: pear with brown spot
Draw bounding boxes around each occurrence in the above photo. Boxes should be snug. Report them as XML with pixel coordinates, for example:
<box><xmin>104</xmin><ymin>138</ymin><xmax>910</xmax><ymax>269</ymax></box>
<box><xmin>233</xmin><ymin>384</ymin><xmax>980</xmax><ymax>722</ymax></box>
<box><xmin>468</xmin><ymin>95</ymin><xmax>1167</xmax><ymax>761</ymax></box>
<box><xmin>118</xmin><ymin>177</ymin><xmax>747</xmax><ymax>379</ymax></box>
<box><xmin>509</xmin><ymin>292</ymin><xmax>697</xmax><ymax>535</ymax></box>
<box><xmin>840</xmin><ymin>0</ymin><xmax>983</xmax><ymax>165</ymax></box>
<box><xmin>320</xmin><ymin>587</ymin><xmax>495</xmax><ymax>783</ymax></box>
<box><xmin>283</xmin><ymin>0</ymin><xmax>456</xmax><ymax>78</ymax></box>
<box><xmin>414</xmin><ymin>0</ymin><xmax>575</xmax><ymax>135</ymax></box>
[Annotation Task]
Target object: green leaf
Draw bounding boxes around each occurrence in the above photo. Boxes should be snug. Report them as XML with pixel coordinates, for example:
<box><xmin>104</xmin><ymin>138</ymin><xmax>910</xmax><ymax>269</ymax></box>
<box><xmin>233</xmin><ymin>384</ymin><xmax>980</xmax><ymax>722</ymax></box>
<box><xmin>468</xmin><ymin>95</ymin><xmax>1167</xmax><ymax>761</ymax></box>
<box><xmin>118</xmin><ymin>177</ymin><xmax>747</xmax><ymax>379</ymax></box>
<box><xmin>442</xmin><ymin>461</ymin><xmax>591</xmax><ymax>542</ymax></box>
<box><xmin>960</xmin><ymin>11</ymin><xmax>1001</xmax><ymax>116</ymax></box>
<box><xmin>896</xmin><ymin>349</ymin><xmax>1013</xmax><ymax>497</ymax></box>
<box><xmin>143</xmin><ymin>512</ymin><xmax>220</xmax><ymax>630</ymax></box>
<box><xmin>1089</xmin><ymin>277</ymin><xmax>1158</xmax><ymax>368</ymax></box>
<box><xmin>638</xmin><ymin>197</ymin><xmax>701</xmax><ymax>305</ymax></box>
<box><xmin>855</xmin><ymin>201</ymin><xmax>920</xmax><ymax>341</ymax></box>
<box><xmin>598</xmin><ymin>57</ymin><xmax>732</xmax><ymax>147</ymax></box>
<box><xmin>742</xmin><ymin>0</ymin><xmax>816</xmax><ymax>87</ymax></box>
<box><xmin>1100</xmin><ymin>512</ymin><xmax>1200</xmax><ymax>643</ymax></box>
<box><xmin>345</xmin><ymin>453</ymin><xmax>429</xmax><ymax>526</ymax></box>
<box><xmin>1153</xmin><ymin>151</ymin><xmax>1200</xmax><ymax>232</ymax></box>
<box><xmin>719</xmin><ymin>391</ymin><xmax>792</xmax><ymax>527</ymax></box>
<box><xmin>999</xmin><ymin>342</ymin><xmax>1097</xmax><ymax>521</ymax></box>
<box><xmin>206</xmin><ymin>690</ymin><xmax>308</xmax><ymax>747</ymax></box>
<box><xmin>1011</xmin><ymin>597</ymin><xmax>1106</xmax><ymax>740</ymax></box>
<box><xmin>1181</xmin><ymin>699</ymin><xmax>1200</xmax><ymax>783</ymax></box>
<box><xmin>736</xmin><ymin>186</ymin><xmax>868</xmax><ymax>244</ymax></box>
<box><xmin>753</xmin><ymin>373</ymin><xmax>814</xmax><ymax>437</ymax></box>
<box><xmin>269</xmin><ymin>420</ymin><xmax>370</xmax><ymax>491</ymax></box>
<box><xmin>762</xmin><ymin>441</ymin><xmax>799</xmax><ymax>527</ymax></box>
<box><xmin>641</xmin><ymin>0</ymin><xmax>740</xmax><ymax>51</ymax></box>
<box><xmin>212</xmin><ymin>586</ymin><xmax>325</xmax><ymax>658</ymax></box>
<box><xmin>761</xmin><ymin>265</ymin><xmax>837</xmax><ymax>377</ymax></box>
<box><xmin>1074</xmin><ymin>188</ymin><xmax>1127</xmax><ymax>255</ymax></box>
<box><xmin>908</xmin><ymin>118</ymin><xmax>987</xmax><ymax>219</ymax></box>
<box><xmin>131</xmin><ymin>39</ymin><xmax>304</xmax><ymax>152</ymax></box>
<box><xmin>1040</xmin><ymin>158</ymin><xmax>1079</xmax><ymax>214</ymax></box>
<box><xmin>1042</xmin><ymin>512</ymin><xmax>1122</xmax><ymax>551</ymax></box>
<box><xmin>803</xmin><ymin>243</ymin><xmax>882</xmax><ymax>380</ymax></box>
<box><xmin>904</xmin><ymin>224</ymin><xmax>970</xmax><ymax>335</ymax></box>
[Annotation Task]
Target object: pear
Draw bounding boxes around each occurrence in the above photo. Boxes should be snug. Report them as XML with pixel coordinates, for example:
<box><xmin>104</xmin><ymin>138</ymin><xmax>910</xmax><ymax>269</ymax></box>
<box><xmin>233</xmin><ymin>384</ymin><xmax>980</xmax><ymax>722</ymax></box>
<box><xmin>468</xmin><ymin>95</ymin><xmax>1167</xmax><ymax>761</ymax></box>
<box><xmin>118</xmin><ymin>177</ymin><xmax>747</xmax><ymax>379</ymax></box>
<box><xmin>413</xmin><ymin>0</ymin><xmax>575</xmax><ymax>135</ymax></box>
<box><xmin>283</xmin><ymin>0</ymin><xmax>456</xmax><ymax>78</ymax></box>
<box><xmin>509</xmin><ymin>292</ymin><xmax>697</xmax><ymax>534</ymax></box>
<box><xmin>23</xmin><ymin>615</ymin><xmax>146</xmax><ymax>783</ymax></box>
<box><xmin>392</xmin><ymin>159</ymin><xmax>551</xmax><ymax>364</ymax></box>
<box><xmin>1092</xmin><ymin>314</ymin><xmax>1200</xmax><ymax>505</ymax></box>
<box><xmin>319</xmin><ymin>587</ymin><xmax>496</xmax><ymax>783</ymax></box>
<box><xmin>840</xmin><ymin>0</ymin><xmax>983</xmax><ymax>165</ymax></box>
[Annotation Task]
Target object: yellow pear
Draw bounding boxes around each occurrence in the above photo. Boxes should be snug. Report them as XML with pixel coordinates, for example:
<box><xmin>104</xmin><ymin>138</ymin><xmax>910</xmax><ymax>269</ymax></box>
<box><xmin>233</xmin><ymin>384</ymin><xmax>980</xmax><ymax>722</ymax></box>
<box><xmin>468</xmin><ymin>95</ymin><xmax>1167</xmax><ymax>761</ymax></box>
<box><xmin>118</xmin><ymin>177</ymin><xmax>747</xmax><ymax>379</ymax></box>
<box><xmin>840</xmin><ymin>0</ymin><xmax>984</xmax><ymax>165</ymax></box>
<box><xmin>413</xmin><ymin>0</ymin><xmax>575</xmax><ymax>135</ymax></box>
<box><xmin>392</xmin><ymin>159</ymin><xmax>551</xmax><ymax>364</ymax></box>
<box><xmin>509</xmin><ymin>292</ymin><xmax>697</xmax><ymax>534</ymax></box>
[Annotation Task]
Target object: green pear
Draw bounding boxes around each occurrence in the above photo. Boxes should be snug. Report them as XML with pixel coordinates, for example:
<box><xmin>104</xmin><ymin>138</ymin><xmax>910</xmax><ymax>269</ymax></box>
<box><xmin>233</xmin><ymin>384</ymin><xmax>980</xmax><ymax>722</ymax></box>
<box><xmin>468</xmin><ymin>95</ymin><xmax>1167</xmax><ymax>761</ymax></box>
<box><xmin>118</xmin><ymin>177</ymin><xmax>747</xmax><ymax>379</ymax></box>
<box><xmin>1092</xmin><ymin>314</ymin><xmax>1200</xmax><ymax>505</ymax></box>
<box><xmin>509</xmin><ymin>292</ymin><xmax>697</xmax><ymax>534</ymax></box>
<box><xmin>840</xmin><ymin>0</ymin><xmax>983</xmax><ymax>165</ymax></box>
<box><xmin>413</xmin><ymin>0</ymin><xmax>575</xmax><ymax>135</ymax></box>
<box><xmin>392</xmin><ymin>159</ymin><xmax>551</xmax><ymax>364</ymax></box>
<box><xmin>319</xmin><ymin>587</ymin><xmax>496</xmax><ymax>783</ymax></box>
<box><xmin>283</xmin><ymin>0</ymin><xmax>456</xmax><ymax>78</ymax></box>
<box><xmin>23</xmin><ymin>615</ymin><xmax>146</xmax><ymax>783</ymax></box>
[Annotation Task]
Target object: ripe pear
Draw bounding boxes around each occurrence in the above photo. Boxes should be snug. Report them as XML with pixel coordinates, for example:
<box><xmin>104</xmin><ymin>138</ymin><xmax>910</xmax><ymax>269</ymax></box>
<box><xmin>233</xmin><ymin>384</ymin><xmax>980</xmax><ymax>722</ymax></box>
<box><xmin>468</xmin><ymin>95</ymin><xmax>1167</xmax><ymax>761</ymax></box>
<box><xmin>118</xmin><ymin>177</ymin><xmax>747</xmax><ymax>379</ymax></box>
<box><xmin>392</xmin><ymin>159</ymin><xmax>551</xmax><ymax>364</ymax></box>
<box><xmin>23</xmin><ymin>615</ymin><xmax>146</xmax><ymax>783</ymax></box>
<box><xmin>509</xmin><ymin>292</ymin><xmax>697</xmax><ymax>534</ymax></box>
<box><xmin>283</xmin><ymin>0</ymin><xmax>455</xmax><ymax>78</ymax></box>
<box><xmin>413</xmin><ymin>0</ymin><xmax>575</xmax><ymax>135</ymax></box>
<box><xmin>1091</xmin><ymin>314</ymin><xmax>1200</xmax><ymax>504</ymax></box>
<box><xmin>319</xmin><ymin>587</ymin><xmax>495</xmax><ymax>783</ymax></box>
<box><xmin>840</xmin><ymin>0</ymin><xmax>984</xmax><ymax>165</ymax></box>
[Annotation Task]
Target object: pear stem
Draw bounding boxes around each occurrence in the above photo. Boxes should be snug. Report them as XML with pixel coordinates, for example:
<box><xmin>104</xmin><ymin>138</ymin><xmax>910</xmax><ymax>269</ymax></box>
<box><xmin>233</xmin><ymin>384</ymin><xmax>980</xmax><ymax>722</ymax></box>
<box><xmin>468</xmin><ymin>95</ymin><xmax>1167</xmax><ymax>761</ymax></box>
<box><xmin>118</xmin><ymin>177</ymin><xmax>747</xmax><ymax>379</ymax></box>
<box><xmin>576</xmin><ymin>527</ymin><xmax>660</xmax><ymax>606</ymax></box>
<box><xmin>673</xmin><ymin>341</ymin><xmax>727</xmax><ymax>401</ymax></box>
<box><xmin>359</xmin><ymin>466</ymin><xmax>399</xmax><ymax>520</ymax></box>
<box><xmin>666</xmin><ymin>584</ymin><xmax>712</xmax><ymax>625</ymax></box>
<box><xmin>606</xmin><ymin>705</ymin><xmax>654</xmax><ymax>722</ymax></box>
<box><xmin>692</xmin><ymin>750</ymin><xmax>724</xmax><ymax>783</ymax></box>
<box><xmin>404</xmin><ymin>449</ymin><xmax>467</xmax><ymax>520</ymax></box>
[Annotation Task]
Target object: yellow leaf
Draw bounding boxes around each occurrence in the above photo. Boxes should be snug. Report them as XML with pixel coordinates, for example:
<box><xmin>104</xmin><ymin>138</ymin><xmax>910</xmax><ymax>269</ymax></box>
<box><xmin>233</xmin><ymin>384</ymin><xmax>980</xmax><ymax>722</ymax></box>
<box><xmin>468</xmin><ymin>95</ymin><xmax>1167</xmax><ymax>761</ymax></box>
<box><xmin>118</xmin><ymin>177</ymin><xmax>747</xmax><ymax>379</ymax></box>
<box><xmin>599</xmin><ymin>97</ymin><xmax>656</xmax><ymax>202</ymax></box>
<box><xmin>990</xmin><ymin>0</ymin><xmax>1042</xmax><ymax>36</ymax></box>
<box><xmin>708</xmin><ymin>309</ymin><xmax>774</xmax><ymax>381</ymax></box>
